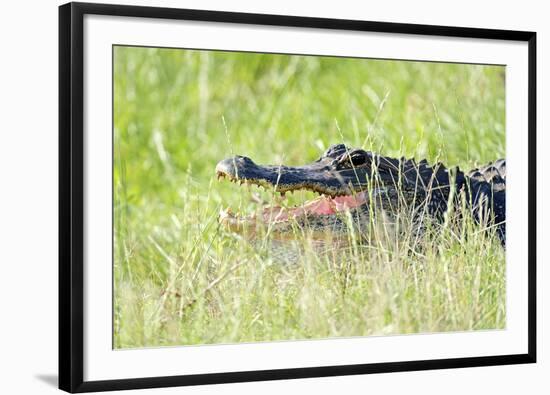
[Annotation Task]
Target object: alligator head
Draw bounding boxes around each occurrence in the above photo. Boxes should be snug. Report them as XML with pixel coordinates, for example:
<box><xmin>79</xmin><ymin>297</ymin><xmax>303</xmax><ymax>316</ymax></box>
<box><xmin>215</xmin><ymin>143</ymin><xmax>461</xmax><ymax>237</ymax></box>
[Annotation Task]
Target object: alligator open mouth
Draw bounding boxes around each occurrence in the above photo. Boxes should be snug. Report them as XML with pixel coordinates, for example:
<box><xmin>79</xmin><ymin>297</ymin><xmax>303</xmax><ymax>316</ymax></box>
<box><xmin>216</xmin><ymin>169</ymin><xmax>369</xmax><ymax>233</ymax></box>
<box><xmin>215</xmin><ymin>145</ymin><xmax>376</xmax><ymax>234</ymax></box>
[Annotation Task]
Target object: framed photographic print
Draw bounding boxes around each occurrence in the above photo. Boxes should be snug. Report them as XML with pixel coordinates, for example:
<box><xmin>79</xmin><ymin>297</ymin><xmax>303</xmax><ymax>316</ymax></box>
<box><xmin>59</xmin><ymin>2</ymin><xmax>536</xmax><ymax>392</ymax></box>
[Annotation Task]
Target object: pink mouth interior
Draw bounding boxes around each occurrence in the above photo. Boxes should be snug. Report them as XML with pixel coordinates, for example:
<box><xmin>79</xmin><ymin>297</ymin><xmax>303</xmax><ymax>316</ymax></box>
<box><xmin>260</xmin><ymin>191</ymin><xmax>367</xmax><ymax>222</ymax></box>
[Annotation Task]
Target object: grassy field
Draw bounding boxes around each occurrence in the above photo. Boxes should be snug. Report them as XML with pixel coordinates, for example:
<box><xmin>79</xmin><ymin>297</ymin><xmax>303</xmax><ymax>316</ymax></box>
<box><xmin>113</xmin><ymin>46</ymin><xmax>506</xmax><ymax>349</ymax></box>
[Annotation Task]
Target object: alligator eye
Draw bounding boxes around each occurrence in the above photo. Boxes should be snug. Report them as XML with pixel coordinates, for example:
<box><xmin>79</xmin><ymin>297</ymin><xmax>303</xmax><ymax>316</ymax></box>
<box><xmin>349</xmin><ymin>151</ymin><xmax>367</xmax><ymax>166</ymax></box>
<box><xmin>337</xmin><ymin>150</ymin><xmax>368</xmax><ymax>168</ymax></box>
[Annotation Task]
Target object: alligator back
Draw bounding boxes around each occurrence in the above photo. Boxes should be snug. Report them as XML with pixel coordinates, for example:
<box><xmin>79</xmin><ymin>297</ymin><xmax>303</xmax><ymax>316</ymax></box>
<box><xmin>466</xmin><ymin>159</ymin><xmax>506</xmax><ymax>244</ymax></box>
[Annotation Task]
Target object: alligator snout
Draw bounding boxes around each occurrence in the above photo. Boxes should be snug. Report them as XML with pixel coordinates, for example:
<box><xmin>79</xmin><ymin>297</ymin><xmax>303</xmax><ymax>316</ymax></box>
<box><xmin>215</xmin><ymin>156</ymin><xmax>257</xmax><ymax>180</ymax></box>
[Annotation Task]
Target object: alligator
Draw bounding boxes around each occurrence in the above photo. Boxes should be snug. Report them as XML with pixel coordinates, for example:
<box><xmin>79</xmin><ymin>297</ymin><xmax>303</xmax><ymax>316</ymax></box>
<box><xmin>215</xmin><ymin>143</ymin><xmax>506</xmax><ymax>247</ymax></box>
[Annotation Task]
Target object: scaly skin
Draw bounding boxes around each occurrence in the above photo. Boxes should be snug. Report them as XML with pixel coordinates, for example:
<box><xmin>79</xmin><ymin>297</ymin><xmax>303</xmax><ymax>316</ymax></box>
<box><xmin>215</xmin><ymin>144</ymin><xmax>506</xmax><ymax>245</ymax></box>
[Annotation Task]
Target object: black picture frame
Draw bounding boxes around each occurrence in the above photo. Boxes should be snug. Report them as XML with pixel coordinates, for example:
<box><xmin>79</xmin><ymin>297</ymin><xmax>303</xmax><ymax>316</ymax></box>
<box><xmin>59</xmin><ymin>2</ymin><xmax>537</xmax><ymax>393</ymax></box>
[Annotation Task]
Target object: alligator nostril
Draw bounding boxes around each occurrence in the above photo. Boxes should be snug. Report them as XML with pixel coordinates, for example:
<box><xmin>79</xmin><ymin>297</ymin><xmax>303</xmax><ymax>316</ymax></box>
<box><xmin>215</xmin><ymin>156</ymin><xmax>257</xmax><ymax>179</ymax></box>
<box><xmin>215</xmin><ymin>158</ymin><xmax>240</xmax><ymax>176</ymax></box>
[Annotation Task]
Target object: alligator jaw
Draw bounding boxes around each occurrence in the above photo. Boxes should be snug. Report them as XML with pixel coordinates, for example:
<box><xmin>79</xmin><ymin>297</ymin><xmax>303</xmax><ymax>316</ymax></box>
<box><xmin>215</xmin><ymin>156</ymin><xmax>362</xmax><ymax>197</ymax></box>
<box><xmin>215</xmin><ymin>153</ymin><xmax>372</xmax><ymax>234</ymax></box>
<box><xmin>217</xmin><ymin>191</ymin><xmax>369</xmax><ymax>235</ymax></box>
<box><xmin>214</xmin><ymin>144</ymin><xmax>405</xmax><ymax>235</ymax></box>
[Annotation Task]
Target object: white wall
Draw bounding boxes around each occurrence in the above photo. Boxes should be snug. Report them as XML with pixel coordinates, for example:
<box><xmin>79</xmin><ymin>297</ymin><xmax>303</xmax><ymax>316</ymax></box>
<box><xmin>0</xmin><ymin>0</ymin><xmax>546</xmax><ymax>394</ymax></box>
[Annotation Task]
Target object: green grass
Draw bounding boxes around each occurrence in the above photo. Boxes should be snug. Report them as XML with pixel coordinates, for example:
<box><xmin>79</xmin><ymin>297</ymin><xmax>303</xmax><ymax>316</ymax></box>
<box><xmin>113</xmin><ymin>46</ymin><xmax>506</xmax><ymax>348</ymax></box>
